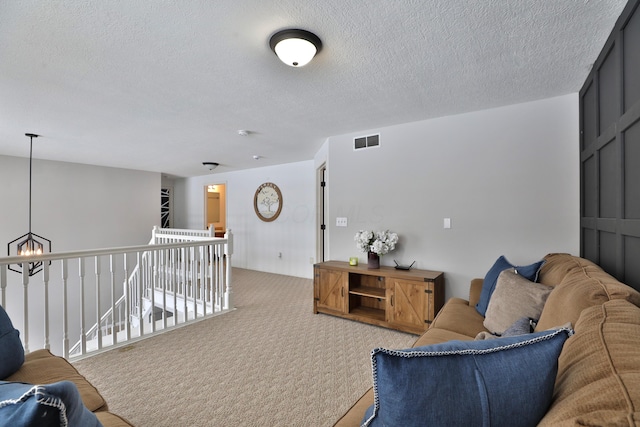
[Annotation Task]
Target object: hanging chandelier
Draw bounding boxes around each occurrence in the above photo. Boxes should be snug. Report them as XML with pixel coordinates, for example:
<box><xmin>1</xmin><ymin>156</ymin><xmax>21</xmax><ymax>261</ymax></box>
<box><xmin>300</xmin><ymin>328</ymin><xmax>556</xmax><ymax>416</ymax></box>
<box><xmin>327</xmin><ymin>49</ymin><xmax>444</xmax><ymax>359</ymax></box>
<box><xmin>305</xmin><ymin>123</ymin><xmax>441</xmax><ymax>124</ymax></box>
<box><xmin>7</xmin><ymin>133</ymin><xmax>51</xmax><ymax>276</ymax></box>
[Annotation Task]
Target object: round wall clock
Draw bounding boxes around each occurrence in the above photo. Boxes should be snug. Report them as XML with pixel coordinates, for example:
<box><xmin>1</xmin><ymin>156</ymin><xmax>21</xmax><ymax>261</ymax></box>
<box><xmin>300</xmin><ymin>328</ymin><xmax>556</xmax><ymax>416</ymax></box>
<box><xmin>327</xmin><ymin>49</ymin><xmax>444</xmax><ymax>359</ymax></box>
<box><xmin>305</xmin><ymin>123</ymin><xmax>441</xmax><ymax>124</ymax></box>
<box><xmin>254</xmin><ymin>182</ymin><xmax>283</xmax><ymax>222</ymax></box>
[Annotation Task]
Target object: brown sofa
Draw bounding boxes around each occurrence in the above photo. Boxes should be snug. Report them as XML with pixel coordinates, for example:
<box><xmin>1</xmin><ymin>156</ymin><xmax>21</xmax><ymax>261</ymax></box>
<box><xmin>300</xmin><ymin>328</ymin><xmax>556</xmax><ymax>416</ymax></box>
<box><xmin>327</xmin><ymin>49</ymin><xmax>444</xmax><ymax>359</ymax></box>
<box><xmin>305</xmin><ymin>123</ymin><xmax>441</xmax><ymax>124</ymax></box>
<box><xmin>334</xmin><ymin>253</ymin><xmax>640</xmax><ymax>426</ymax></box>
<box><xmin>5</xmin><ymin>349</ymin><xmax>133</xmax><ymax>426</ymax></box>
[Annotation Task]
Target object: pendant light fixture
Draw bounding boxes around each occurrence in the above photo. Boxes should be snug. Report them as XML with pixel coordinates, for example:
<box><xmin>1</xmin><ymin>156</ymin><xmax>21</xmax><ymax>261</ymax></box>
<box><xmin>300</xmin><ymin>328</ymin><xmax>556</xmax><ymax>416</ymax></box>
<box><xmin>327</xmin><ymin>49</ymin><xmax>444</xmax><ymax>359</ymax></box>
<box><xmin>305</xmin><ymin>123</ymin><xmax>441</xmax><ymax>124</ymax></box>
<box><xmin>7</xmin><ymin>133</ymin><xmax>51</xmax><ymax>276</ymax></box>
<box><xmin>269</xmin><ymin>29</ymin><xmax>322</xmax><ymax>67</ymax></box>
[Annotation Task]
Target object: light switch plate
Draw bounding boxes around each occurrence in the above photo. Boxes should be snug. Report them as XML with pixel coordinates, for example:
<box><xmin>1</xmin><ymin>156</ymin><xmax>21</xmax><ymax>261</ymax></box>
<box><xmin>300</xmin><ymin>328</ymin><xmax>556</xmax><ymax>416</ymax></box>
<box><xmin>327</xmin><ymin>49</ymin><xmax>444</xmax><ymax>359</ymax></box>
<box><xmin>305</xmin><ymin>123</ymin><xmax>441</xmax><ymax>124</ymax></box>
<box><xmin>336</xmin><ymin>217</ymin><xmax>348</xmax><ymax>227</ymax></box>
<box><xmin>444</xmin><ymin>218</ymin><xmax>451</xmax><ymax>229</ymax></box>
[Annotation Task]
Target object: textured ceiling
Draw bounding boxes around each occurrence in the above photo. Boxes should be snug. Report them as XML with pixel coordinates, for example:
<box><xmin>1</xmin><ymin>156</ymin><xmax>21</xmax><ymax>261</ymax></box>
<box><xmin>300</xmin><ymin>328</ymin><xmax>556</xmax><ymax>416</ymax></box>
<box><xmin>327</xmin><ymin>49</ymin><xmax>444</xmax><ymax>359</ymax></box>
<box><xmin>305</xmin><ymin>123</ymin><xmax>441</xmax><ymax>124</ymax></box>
<box><xmin>0</xmin><ymin>0</ymin><xmax>628</xmax><ymax>177</ymax></box>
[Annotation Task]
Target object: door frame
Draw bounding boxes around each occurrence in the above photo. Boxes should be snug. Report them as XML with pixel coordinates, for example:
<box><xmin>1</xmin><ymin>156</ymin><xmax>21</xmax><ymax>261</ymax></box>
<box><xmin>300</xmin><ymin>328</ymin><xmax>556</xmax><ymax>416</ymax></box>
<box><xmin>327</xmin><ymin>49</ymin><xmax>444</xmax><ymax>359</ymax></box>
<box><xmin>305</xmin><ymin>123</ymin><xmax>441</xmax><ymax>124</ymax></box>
<box><xmin>316</xmin><ymin>163</ymin><xmax>327</xmax><ymax>263</ymax></box>
<box><xmin>203</xmin><ymin>182</ymin><xmax>227</xmax><ymax>233</ymax></box>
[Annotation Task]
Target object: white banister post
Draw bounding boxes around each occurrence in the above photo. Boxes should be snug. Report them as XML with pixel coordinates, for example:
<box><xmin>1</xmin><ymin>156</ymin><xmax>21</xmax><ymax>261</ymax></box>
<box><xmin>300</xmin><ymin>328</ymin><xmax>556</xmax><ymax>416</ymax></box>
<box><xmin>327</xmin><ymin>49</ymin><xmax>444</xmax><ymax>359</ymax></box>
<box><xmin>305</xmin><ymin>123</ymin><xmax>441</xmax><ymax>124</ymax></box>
<box><xmin>123</xmin><ymin>253</ymin><xmax>130</xmax><ymax>341</ymax></box>
<box><xmin>192</xmin><ymin>247</ymin><xmax>198</xmax><ymax>319</ymax></box>
<box><xmin>224</xmin><ymin>229</ymin><xmax>233</xmax><ymax>310</ymax></box>
<box><xmin>61</xmin><ymin>260</ymin><xmax>69</xmax><ymax>358</ymax></box>
<box><xmin>79</xmin><ymin>258</ymin><xmax>86</xmax><ymax>356</ymax></box>
<box><xmin>196</xmin><ymin>246</ymin><xmax>202</xmax><ymax>319</ymax></box>
<box><xmin>110</xmin><ymin>255</ymin><xmax>117</xmax><ymax>346</ymax></box>
<box><xmin>216</xmin><ymin>242</ymin><xmax>223</xmax><ymax>309</ymax></box>
<box><xmin>95</xmin><ymin>256</ymin><xmax>102</xmax><ymax>350</ymax></box>
<box><xmin>182</xmin><ymin>247</ymin><xmax>187</xmax><ymax>320</ymax></box>
<box><xmin>171</xmin><ymin>248</ymin><xmax>177</xmax><ymax>327</ymax></box>
<box><xmin>21</xmin><ymin>264</ymin><xmax>29</xmax><ymax>354</ymax></box>
<box><xmin>208</xmin><ymin>224</ymin><xmax>214</xmax><ymax>237</ymax></box>
<box><xmin>151</xmin><ymin>249</ymin><xmax>157</xmax><ymax>332</ymax></box>
<box><xmin>43</xmin><ymin>263</ymin><xmax>50</xmax><ymax>350</ymax></box>
<box><xmin>1</xmin><ymin>265</ymin><xmax>6</xmax><ymax>308</ymax></box>
<box><xmin>136</xmin><ymin>251</ymin><xmax>143</xmax><ymax>336</ymax></box>
<box><xmin>160</xmin><ymin>249</ymin><xmax>166</xmax><ymax>330</ymax></box>
<box><xmin>208</xmin><ymin>242</ymin><xmax>214</xmax><ymax>314</ymax></box>
<box><xmin>152</xmin><ymin>225</ymin><xmax>160</xmax><ymax>244</ymax></box>
<box><xmin>190</xmin><ymin>247</ymin><xmax>197</xmax><ymax>320</ymax></box>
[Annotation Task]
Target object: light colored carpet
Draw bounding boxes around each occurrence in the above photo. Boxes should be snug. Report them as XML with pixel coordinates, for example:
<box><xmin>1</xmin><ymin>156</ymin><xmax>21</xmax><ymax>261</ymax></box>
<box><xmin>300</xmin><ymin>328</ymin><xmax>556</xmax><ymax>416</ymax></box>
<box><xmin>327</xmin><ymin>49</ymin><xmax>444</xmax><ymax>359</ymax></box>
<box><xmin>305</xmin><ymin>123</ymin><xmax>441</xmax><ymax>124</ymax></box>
<box><xmin>73</xmin><ymin>268</ymin><xmax>417</xmax><ymax>427</ymax></box>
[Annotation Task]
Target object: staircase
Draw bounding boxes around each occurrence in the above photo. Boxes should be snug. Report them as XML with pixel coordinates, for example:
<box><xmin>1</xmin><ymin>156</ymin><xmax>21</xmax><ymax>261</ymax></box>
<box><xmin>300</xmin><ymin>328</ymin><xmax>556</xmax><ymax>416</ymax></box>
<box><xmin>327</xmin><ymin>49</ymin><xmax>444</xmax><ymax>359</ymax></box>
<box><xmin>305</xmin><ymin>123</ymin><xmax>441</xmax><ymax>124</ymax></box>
<box><xmin>68</xmin><ymin>226</ymin><xmax>233</xmax><ymax>358</ymax></box>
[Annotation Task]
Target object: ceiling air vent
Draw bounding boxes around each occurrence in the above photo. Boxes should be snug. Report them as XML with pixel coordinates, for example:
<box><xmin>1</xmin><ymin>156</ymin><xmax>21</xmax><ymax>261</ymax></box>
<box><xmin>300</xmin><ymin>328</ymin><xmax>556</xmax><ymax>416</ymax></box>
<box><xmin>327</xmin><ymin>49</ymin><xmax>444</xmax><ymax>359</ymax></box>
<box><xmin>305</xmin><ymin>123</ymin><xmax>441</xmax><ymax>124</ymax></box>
<box><xmin>354</xmin><ymin>134</ymin><xmax>380</xmax><ymax>150</ymax></box>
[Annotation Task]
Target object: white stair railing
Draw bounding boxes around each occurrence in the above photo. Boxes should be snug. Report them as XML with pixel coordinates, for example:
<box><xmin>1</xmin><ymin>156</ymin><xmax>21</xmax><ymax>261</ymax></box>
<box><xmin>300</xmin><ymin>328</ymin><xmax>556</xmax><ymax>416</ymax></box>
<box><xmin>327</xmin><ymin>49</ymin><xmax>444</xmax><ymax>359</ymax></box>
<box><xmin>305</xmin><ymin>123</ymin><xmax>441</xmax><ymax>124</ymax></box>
<box><xmin>0</xmin><ymin>227</ymin><xmax>233</xmax><ymax>360</ymax></box>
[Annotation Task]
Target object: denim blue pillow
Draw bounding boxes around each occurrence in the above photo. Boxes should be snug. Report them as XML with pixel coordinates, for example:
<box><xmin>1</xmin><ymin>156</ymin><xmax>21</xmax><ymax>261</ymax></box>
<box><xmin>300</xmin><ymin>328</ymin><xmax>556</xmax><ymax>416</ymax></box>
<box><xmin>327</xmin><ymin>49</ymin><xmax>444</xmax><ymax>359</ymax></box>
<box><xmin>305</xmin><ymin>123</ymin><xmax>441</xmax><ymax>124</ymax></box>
<box><xmin>0</xmin><ymin>305</ymin><xmax>25</xmax><ymax>379</ymax></box>
<box><xmin>475</xmin><ymin>256</ymin><xmax>545</xmax><ymax>316</ymax></box>
<box><xmin>0</xmin><ymin>380</ymin><xmax>102</xmax><ymax>427</ymax></box>
<box><xmin>361</xmin><ymin>327</ymin><xmax>572</xmax><ymax>427</ymax></box>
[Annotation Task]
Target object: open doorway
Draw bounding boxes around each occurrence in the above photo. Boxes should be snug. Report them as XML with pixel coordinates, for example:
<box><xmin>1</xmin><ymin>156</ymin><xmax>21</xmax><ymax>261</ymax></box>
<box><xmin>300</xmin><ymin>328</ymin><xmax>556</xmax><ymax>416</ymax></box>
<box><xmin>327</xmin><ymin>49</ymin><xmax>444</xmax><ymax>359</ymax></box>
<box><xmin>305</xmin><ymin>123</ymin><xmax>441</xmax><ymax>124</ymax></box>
<box><xmin>204</xmin><ymin>183</ymin><xmax>227</xmax><ymax>237</ymax></box>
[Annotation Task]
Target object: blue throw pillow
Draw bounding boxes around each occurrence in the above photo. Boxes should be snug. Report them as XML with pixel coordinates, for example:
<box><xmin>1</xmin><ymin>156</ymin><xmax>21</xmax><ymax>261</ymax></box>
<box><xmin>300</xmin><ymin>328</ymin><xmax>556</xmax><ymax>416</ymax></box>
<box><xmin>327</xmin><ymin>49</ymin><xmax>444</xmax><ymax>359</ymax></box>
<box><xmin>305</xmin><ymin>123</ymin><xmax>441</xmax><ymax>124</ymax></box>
<box><xmin>0</xmin><ymin>305</ymin><xmax>25</xmax><ymax>379</ymax></box>
<box><xmin>0</xmin><ymin>380</ymin><xmax>102</xmax><ymax>427</ymax></box>
<box><xmin>361</xmin><ymin>327</ymin><xmax>572</xmax><ymax>427</ymax></box>
<box><xmin>475</xmin><ymin>256</ymin><xmax>545</xmax><ymax>316</ymax></box>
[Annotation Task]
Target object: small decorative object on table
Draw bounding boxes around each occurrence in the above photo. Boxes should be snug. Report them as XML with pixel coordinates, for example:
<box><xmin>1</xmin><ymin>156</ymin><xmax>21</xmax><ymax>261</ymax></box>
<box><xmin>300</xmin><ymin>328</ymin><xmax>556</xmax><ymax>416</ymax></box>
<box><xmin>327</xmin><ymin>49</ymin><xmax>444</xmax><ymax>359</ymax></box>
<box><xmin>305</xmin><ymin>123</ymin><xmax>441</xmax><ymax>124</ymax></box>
<box><xmin>394</xmin><ymin>260</ymin><xmax>416</xmax><ymax>270</ymax></box>
<box><xmin>354</xmin><ymin>230</ymin><xmax>399</xmax><ymax>269</ymax></box>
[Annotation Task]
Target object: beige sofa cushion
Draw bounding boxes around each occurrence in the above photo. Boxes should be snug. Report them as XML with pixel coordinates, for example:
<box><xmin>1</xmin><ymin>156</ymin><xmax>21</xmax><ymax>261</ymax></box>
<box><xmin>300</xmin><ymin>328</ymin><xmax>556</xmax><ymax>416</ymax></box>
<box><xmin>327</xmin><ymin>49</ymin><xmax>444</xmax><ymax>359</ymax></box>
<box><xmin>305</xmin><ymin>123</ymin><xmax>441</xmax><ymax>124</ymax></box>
<box><xmin>535</xmin><ymin>259</ymin><xmax>640</xmax><ymax>331</ymax></box>
<box><xmin>5</xmin><ymin>349</ymin><xmax>108</xmax><ymax>413</ymax></box>
<box><xmin>412</xmin><ymin>327</ymin><xmax>475</xmax><ymax>347</ymax></box>
<box><xmin>429</xmin><ymin>297</ymin><xmax>486</xmax><ymax>338</ymax></box>
<box><xmin>539</xmin><ymin>299</ymin><xmax>640</xmax><ymax>426</ymax></box>
<box><xmin>538</xmin><ymin>253</ymin><xmax>586</xmax><ymax>286</ymax></box>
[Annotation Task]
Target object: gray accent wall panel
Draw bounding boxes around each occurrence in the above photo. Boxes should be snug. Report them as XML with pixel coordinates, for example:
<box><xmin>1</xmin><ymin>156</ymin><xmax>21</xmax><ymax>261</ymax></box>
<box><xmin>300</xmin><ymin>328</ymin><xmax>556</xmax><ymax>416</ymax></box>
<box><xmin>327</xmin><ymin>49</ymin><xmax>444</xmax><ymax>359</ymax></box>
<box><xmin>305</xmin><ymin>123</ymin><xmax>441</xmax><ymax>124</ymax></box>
<box><xmin>582</xmin><ymin>83</ymin><xmax>597</xmax><ymax>151</ymax></box>
<box><xmin>626</xmin><ymin>121</ymin><xmax>640</xmax><ymax>219</ymax></box>
<box><xmin>580</xmin><ymin>0</ymin><xmax>640</xmax><ymax>291</ymax></box>
<box><xmin>598</xmin><ymin>47</ymin><xmax>619</xmax><ymax>132</ymax></box>
<box><xmin>626</xmin><ymin>236</ymin><xmax>640</xmax><ymax>286</ymax></box>
<box><xmin>624</xmin><ymin>7</ymin><xmax>640</xmax><ymax>112</ymax></box>
<box><xmin>582</xmin><ymin>155</ymin><xmax>597</xmax><ymax>217</ymax></box>
<box><xmin>599</xmin><ymin>139</ymin><xmax>617</xmax><ymax>219</ymax></box>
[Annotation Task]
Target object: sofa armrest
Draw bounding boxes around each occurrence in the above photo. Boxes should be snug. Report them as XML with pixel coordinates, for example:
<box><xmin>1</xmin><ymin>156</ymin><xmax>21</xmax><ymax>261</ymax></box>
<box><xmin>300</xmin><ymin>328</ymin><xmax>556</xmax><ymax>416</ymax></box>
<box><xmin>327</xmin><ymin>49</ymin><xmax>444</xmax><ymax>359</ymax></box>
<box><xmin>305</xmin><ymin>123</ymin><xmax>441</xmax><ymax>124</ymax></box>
<box><xmin>468</xmin><ymin>278</ymin><xmax>483</xmax><ymax>308</ymax></box>
<box><xmin>333</xmin><ymin>388</ymin><xmax>373</xmax><ymax>427</ymax></box>
<box><xmin>6</xmin><ymin>349</ymin><xmax>108</xmax><ymax>412</ymax></box>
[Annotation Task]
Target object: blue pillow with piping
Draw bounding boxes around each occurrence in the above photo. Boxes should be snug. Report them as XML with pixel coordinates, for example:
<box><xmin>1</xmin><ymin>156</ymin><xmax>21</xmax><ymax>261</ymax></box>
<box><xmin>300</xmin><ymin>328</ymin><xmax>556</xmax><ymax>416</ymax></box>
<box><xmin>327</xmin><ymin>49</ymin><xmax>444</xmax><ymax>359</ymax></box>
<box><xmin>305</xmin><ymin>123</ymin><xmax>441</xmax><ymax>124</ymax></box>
<box><xmin>0</xmin><ymin>305</ymin><xmax>24</xmax><ymax>379</ymax></box>
<box><xmin>0</xmin><ymin>380</ymin><xmax>102</xmax><ymax>427</ymax></box>
<box><xmin>361</xmin><ymin>327</ymin><xmax>572</xmax><ymax>427</ymax></box>
<box><xmin>475</xmin><ymin>255</ymin><xmax>545</xmax><ymax>316</ymax></box>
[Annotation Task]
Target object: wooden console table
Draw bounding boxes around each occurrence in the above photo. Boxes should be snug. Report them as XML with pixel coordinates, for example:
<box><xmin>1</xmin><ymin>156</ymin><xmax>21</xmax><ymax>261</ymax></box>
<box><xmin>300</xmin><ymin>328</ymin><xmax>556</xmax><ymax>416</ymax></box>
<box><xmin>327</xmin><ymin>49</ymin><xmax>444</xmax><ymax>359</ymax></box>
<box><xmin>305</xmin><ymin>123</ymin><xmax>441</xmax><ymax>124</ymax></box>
<box><xmin>313</xmin><ymin>261</ymin><xmax>445</xmax><ymax>335</ymax></box>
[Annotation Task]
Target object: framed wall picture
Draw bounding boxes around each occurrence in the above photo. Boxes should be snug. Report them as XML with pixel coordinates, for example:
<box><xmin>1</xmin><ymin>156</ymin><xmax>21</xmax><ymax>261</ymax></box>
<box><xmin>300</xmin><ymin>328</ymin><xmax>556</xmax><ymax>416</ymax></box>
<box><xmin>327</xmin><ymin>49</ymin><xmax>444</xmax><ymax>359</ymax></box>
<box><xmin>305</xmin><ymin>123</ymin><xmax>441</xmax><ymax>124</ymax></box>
<box><xmin>254</xmin><ymin>182</ymin><xmax>283</xmax><ymax>222</ymax></box>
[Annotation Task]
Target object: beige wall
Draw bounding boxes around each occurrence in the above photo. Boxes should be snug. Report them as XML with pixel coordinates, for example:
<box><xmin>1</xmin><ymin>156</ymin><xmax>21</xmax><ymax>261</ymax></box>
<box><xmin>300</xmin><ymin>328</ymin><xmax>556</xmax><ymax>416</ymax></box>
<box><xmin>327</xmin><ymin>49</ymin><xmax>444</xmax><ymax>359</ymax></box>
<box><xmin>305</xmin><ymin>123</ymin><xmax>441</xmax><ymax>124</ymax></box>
<box><xmin>324</xmin><ymin>94</ymin><xmax>580</xmax><ymax>299</ymax></box>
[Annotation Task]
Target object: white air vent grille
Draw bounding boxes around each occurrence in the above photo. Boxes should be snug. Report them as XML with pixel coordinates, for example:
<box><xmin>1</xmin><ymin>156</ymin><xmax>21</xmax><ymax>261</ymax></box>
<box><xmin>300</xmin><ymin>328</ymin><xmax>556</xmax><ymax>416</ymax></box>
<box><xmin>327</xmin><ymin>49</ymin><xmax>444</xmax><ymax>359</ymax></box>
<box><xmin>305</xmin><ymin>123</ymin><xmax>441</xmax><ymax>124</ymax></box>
<box><xmin>354</xmin><ymin>134</ymin><xmax>380</xmax><ymax>150</ymax></box>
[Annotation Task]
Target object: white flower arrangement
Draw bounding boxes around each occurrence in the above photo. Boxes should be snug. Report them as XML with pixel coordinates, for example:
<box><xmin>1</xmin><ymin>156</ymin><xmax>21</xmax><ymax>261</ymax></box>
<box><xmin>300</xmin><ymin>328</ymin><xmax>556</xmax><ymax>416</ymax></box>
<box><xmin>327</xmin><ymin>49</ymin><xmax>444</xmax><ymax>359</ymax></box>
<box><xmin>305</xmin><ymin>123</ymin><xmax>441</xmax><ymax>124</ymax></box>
<box><xmin>354</xmin><ymin>230</ymin><xmax>399</xmax><ymax>256</ymax></box>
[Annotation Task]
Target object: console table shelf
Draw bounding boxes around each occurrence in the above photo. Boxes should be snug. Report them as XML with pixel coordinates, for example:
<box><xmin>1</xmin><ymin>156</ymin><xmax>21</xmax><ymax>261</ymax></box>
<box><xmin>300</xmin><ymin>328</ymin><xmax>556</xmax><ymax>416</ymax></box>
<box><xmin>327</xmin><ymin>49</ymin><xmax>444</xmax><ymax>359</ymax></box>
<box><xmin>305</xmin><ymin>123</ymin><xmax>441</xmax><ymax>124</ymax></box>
<box><xmin>313</xmin><ymin>261</ymin><xmax>445</xmax><ymax>335</ymax></box>
<box><xmin>350</xmin><ymin>306</ymin><xmax>386</xmax><ymax>321</ymax></box>
<box><xmin>349</xmin><ymin>286</ymin><xmax>386</xmax><ymax>299</ymax></box>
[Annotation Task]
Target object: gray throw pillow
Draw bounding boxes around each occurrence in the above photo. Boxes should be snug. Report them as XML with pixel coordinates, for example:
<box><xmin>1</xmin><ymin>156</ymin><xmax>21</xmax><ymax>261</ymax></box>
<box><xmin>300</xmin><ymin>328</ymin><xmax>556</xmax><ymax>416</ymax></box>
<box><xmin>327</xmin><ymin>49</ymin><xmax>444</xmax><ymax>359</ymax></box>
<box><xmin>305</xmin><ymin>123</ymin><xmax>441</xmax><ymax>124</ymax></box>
<box><xmin>483</xmin><ymin>269</ymin><xmax>553</xmax><ymax>335</ymax></box>
<box><xmin>475</xmin><ymin>316</ymin><xmax>533</xmax><ymax>340</ymax></box>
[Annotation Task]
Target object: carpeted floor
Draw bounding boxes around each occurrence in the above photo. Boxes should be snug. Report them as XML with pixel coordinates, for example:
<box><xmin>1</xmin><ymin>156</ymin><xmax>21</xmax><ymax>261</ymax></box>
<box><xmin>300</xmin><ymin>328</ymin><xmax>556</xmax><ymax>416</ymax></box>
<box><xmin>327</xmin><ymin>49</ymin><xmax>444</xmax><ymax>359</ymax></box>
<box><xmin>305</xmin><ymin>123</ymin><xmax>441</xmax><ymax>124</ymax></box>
<box><xmin>73</xmin><ymin>268</ymin><xmax>417</xmax><ymax>427</ymax></box>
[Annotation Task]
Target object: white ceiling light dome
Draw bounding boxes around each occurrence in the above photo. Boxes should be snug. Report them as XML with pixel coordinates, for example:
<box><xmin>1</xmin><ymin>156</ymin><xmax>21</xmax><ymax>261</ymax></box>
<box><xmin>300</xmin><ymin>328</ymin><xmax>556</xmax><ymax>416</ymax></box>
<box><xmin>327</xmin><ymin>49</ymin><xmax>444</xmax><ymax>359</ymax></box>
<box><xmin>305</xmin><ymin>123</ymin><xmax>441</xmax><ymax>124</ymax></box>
<box><xmin>269</xmin><ymin>29</ymin><xmax>322</xmax><ymax>67</ymax></box>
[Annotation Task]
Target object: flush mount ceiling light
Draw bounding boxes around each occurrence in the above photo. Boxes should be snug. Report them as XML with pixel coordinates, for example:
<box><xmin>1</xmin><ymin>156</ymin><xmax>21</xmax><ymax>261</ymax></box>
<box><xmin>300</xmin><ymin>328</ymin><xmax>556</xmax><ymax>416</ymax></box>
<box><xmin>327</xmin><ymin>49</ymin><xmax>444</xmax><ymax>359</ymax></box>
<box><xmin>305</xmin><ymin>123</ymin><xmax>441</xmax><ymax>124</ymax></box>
<box><xmin>269</xmin><ymin>29</ymin><xmax>322</xmax><ymax>67</ymax></box>
<box><xmin>203</xmin><ymin>162</ymin><xmax>219</xmax><ymax>171</ymax></box>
